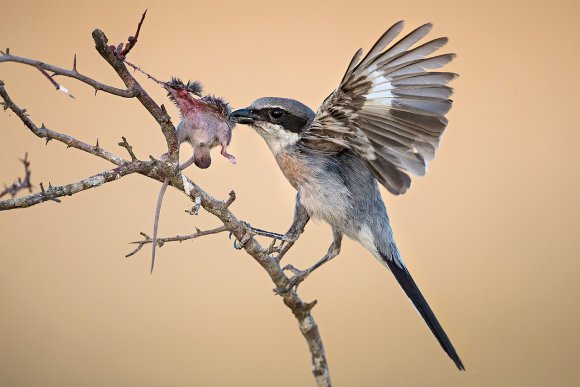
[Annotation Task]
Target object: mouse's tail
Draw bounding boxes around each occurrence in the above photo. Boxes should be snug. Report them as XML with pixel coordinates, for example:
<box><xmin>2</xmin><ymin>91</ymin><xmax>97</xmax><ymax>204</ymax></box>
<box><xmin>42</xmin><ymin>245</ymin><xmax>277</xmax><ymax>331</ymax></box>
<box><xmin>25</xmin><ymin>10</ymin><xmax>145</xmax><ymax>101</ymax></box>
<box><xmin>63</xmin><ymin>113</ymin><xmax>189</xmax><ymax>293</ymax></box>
<box><xmin>151</xmin><ymin>178</ymin><xmax>170</xmax><ymax>273</ymax></box>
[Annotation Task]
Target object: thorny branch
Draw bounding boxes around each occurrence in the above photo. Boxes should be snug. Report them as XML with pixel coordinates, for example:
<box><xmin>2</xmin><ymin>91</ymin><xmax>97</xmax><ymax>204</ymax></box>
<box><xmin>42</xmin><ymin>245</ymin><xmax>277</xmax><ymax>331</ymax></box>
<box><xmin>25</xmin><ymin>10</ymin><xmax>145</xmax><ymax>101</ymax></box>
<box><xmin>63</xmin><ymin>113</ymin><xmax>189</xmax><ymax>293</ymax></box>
<box><xmin>110</xmin><ymin>10</ymin><xmax>148</xmax><ymax>60</ymax></box>
<box><xmin>0</xmin><ymin>53</ymin><xmax>137</xmax><ymax>97</ymax></box>
<box><xmin>0</xmin><ymin>153</ymin><xmax>33</xmax><ymax>199</ymax></box>
<box><xmin>125</xmin><ymin>226</ymin><xmax>228</xmax><ymax>258</ymax></box>
<box><xmin>0</xmin><ymin>22</ymin><xmax>332</xmax><ymax>387</ymax></box>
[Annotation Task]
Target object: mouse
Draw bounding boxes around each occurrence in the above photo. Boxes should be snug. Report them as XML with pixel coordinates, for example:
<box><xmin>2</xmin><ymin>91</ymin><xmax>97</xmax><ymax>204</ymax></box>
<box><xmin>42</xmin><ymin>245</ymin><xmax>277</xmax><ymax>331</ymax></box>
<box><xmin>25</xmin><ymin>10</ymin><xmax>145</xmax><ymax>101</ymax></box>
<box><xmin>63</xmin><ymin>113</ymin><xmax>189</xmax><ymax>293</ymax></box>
<box><xmin>151</xmin><ymin>77</ymin><xmax>236</xmax><ymax>272</ymax></box>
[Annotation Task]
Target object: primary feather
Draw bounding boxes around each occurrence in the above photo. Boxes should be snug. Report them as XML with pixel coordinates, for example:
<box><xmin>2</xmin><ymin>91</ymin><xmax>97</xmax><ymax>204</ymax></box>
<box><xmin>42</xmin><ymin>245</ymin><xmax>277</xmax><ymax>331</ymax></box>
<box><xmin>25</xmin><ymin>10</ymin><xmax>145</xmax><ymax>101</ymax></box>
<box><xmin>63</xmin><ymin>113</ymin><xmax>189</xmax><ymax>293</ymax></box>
<box><xmin>301</xmin><ymin>21</ymin><xmax>457</xmax><ymax>195</ymax></box>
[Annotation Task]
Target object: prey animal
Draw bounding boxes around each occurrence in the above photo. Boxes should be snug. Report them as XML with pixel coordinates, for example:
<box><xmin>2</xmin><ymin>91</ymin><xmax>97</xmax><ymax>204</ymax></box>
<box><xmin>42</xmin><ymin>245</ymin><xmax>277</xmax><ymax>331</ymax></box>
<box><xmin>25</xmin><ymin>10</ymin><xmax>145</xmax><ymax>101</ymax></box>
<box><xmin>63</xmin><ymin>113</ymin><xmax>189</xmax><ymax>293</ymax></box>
<box><xmin>232</xmin><ymin>21</ymin><xmax>464</xmax><ymax>369</ymax></box>
<box><xmin>151</xmin><ymin>77</ymin><xmax>235</xmax><ymax>272</ymax></box>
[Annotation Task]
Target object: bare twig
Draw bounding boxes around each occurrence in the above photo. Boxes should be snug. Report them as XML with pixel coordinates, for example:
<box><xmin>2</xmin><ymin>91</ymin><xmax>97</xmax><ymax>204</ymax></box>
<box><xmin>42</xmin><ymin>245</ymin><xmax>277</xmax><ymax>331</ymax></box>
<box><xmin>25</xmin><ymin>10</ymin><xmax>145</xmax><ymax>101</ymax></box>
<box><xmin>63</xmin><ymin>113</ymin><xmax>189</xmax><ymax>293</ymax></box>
<box><xmin>126</xmin><ymin>225</ymin><xmax>228</xmax><ymax>257</ymax></box>
<box><xmin>224</xmin><ymin>190</ymin><xmax>236</xmax><ymax>208</ymax></box>
<box><xmin>0</xmin><ymin>153</ymin><xmax>33</xmax><ymax>199</ymax></box>
<box><xmin>124</xmin><ymin>60</ymin><xmax>165</xmax><ymax>85</ymax></box>
<box><xmin>0</xmin><ymin>54</ymin><xmax>137</xmax><ymax>97</ymax></box>
<box><xmin>0</xmin><ymin>81</ymin><xmax>126</xmax><ymax>166</ymax></box>
<box><xmin>118</xmin><ymin>136</ymin><xmax>137</xmax><ymax>161</ymax></box>
<box><xmin>36</xmin><ymin>67</ymin><xmax>75</xmax><ymax>98</ymax></box>
<box><xmin>111</xmin><ymin>10</ymin><xmax>148</xmax><ymax>60</ymax></box>
<box><xmin>0</xmin><ymin>160</ymin><xmax>154</xmax><ymax>210</ymax></box>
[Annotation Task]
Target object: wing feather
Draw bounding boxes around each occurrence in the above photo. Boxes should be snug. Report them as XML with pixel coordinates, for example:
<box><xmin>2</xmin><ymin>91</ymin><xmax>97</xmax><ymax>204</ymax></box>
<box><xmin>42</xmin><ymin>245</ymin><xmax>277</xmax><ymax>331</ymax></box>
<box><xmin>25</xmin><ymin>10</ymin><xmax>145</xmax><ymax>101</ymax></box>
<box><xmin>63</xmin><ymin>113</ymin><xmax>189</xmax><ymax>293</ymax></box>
<box><xmin>300</xmin><ymin>21</ymin><xmax>456</xmax><ymax>194</ymax></box>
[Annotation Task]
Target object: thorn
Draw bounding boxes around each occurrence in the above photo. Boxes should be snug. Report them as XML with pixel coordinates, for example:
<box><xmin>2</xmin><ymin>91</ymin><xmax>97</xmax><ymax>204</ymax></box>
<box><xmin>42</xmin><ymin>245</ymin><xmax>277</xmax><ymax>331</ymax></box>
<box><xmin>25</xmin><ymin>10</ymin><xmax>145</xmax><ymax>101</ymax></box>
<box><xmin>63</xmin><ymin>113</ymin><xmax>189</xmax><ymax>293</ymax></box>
<box><xmin>225</xmin><ymin>190</ymin><xmax>236</xmax><ymax>207</ymax></box>
<box><xmin>41</xmin><ymin>123</ymin><xmax>46</xmax><ymax>129</ymax></box>
<box><xmin>73</xmin><ymin>54</ymin><xmax>77</xmax><ymax>72</ymax></box>
<box><xmin>45</xmin><ymin>137</ymin><xmax>51</xmax><ymax>145</ymax></box>
<box><xmin>304</xmin><ymin>299</ymin><xmax>318</xmax><ymax>312</ymax></box>
<box><xmin>48</xmin><ymin>181</ymin><xmax>53</xmax><ymax>188</ymax></box>
<box><xmin>94</xmin><ymin>88</ymin><xmax>98</xmax><ymax>96</ymax></box>
<box><xmin>195</xmin><ymin>227</ymin><xmax>201</xmax><ymax>233</ymax></box>
<box><xmin>95</xmin><ymin>138</ymin><xmax>99</xmax><ymax>148</ymax></box>
<box><xmin>6</xmin><ymin>48</ymin><xmax>9</xmax><ymax>55</ymax></box>
<box><xmin>39</xmin><ymin>183</ymin><xmax>45</xmax><ymax>192</ymax></box>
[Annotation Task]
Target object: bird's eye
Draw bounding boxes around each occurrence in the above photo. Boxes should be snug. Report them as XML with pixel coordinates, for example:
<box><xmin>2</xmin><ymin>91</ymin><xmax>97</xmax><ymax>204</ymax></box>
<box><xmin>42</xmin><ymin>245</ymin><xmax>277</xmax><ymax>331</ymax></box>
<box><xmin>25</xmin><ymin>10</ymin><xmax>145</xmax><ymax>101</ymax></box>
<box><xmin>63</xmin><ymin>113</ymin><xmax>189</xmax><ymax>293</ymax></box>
<box><xmin>269</xmin><ymin>108</ymin><xmax>285</xmax><ymax>120</ymax></box>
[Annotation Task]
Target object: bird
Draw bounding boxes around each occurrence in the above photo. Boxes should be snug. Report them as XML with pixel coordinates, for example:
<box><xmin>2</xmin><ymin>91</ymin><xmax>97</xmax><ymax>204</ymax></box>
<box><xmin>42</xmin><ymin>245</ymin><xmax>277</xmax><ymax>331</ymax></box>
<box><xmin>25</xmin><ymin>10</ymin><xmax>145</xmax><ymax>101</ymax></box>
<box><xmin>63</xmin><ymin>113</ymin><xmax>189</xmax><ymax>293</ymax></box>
<box><xmin>232</xmin><ymin>21</ymin><xmax>464</xmax><ymax>370</ymax></box>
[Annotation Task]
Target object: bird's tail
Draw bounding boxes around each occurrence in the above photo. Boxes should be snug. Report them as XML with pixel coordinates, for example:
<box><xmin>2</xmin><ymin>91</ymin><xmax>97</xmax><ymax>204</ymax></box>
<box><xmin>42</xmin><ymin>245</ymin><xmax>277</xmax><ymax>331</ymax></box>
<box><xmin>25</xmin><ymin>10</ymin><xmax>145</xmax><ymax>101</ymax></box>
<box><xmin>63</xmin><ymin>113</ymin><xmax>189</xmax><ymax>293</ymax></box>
<box><xmin>379</xmin><ymin>249</ymin><xmax>465</xmax><ymax>370</ymax></box>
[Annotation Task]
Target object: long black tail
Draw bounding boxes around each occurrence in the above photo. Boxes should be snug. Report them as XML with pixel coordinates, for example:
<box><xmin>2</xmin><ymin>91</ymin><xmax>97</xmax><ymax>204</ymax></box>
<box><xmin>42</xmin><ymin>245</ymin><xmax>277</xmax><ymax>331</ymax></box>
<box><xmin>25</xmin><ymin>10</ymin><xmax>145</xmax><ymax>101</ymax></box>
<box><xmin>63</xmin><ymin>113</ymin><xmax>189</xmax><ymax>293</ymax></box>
<box><xmin>380</xmin><ymin>252</ymin><xmax>465</xmax><ymax>370</ymax></box>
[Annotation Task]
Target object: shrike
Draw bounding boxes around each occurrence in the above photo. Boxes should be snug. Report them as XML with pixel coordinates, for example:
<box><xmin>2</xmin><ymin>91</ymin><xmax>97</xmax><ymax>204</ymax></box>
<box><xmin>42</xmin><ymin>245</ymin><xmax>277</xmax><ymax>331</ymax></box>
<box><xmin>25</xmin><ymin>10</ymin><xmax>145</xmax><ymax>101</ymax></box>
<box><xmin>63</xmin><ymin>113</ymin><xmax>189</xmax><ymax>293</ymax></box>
<box><xmin>232</xmin><ymin>21</ymin><xmax>464</xmax><ymax>370</ymax></box>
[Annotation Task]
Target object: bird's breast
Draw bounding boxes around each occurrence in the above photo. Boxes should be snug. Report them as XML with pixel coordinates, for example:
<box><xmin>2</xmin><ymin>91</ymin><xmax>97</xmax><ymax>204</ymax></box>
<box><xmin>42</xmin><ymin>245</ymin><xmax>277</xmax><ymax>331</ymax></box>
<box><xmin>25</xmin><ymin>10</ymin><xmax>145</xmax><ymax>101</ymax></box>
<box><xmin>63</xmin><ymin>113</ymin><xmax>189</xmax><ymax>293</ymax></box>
<box><xmin>274</xmin><ymin>150</ymin><xmax>308</xmax><ymax>190</ymax></box>
<box><xmin>275</xmin><ymin>150</ymin><xmax>352</xmax><ymax>227</ymax></box>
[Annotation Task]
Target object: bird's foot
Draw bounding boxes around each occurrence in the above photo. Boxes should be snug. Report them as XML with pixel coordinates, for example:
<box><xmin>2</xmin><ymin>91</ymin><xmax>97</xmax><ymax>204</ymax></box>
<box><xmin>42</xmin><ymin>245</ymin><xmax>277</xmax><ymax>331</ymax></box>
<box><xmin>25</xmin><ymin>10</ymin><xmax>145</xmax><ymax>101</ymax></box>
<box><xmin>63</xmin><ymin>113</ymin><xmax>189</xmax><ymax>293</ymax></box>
<box><xmin>266</xmin><ymin>238</ymin><xmax>287</xmax><ymax>255</ymax></box>
<box><xmin>281</xmin><ymin>264</ymin><xmax>311</xmax><ymax>291</ymax></box>
<box><xmin>230</xmin><ymin>222</ymin><xmax>287</xmax><ymax>250</ymax></box>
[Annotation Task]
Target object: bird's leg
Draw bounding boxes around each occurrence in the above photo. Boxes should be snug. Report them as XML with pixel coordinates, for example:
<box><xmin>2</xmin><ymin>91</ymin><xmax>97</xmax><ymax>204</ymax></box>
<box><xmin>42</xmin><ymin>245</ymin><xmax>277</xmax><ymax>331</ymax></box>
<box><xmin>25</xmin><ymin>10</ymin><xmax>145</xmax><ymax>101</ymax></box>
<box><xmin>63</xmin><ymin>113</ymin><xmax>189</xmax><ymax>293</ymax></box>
<box><xmin>273</xmin><ymin>194</ymin><xmax>311</xmax><ymax>260</ymax></box>
<box><xmin>282</xmin><ymin>227</ymin><xmax>342</xmax><ymax>291</ymax></box>
<box><xmin>231</xmin><ymin>221</ymin><xmax>286</xmax><ymax>250</ymax></box>
<box><xmin>238</xmin><ymin>192</ymin><xmax>310</xmax><ymax>253</ymax></box>
<box><xmin>284</xmin><ymin>193</ymin><xmax>310</xmax><ymax>242</ymax></box>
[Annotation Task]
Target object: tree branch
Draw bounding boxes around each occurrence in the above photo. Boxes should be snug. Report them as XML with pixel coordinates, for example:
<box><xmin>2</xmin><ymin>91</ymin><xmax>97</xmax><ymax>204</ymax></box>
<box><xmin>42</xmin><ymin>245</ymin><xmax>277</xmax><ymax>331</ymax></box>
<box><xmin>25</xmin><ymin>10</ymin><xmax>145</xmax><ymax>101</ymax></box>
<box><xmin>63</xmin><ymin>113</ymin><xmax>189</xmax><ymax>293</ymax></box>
<box><xmin>0</xmin><ymin>153</ymin><xmax>33</xmax><ymax>199</ymax></box>
<box><xmin>171</xmin><ymin>175</ymin><xmax>331</xmax><ymax>385</ymax></box>
<box><xmin>0</xmin><ymin>81</ymin><xmax>126</xmax><ymax>166</ymax></box>
<box><xmin>125</xmin><ymin>225</ymin><xmax>228</xmax><ymax>258</ymax></box>
<box><xmin>0</xmin><ymin>53</ymin><xmax>137</xmax><ymax>97</ymax></box>
<box><xmin>91</xmin><ymin>29</ymin><xmax>179</xmax><ymax>165</ymax></box>
<box><xmin>113</xmin><ymin>9</ymin><xmax>148</xmax><ymax>60</ymax></box>
<box><xmin>0</xmin><ymin>24</ymin><xmax>332</xmax><ymax>386</ymax></box>
<box><xmin>0</xmin><ymin>160</ymin><xmax>154</xmax><ymax>210</ymax></box>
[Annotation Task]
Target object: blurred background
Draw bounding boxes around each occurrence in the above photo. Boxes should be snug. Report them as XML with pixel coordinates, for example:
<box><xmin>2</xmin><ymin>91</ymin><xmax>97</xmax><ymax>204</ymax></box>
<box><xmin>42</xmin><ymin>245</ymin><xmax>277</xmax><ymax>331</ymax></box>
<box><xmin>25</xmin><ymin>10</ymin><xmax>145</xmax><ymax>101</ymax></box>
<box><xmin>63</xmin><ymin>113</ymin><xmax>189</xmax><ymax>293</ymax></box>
<box><xmin>1</xmin><ymin>0</ymin><xmax>579</xmax><ymax>386</ymax></box>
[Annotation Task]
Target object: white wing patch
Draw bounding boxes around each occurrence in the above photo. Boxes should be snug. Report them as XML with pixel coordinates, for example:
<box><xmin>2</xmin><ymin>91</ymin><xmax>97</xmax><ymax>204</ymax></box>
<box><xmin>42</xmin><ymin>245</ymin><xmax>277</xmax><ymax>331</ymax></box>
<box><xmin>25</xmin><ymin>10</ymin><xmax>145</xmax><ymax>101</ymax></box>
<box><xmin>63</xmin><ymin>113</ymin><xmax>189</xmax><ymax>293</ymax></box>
<box><xmin>303</xmin><ymin>21</ymin><xmax>456</xmax><ymax>195</ymax></box>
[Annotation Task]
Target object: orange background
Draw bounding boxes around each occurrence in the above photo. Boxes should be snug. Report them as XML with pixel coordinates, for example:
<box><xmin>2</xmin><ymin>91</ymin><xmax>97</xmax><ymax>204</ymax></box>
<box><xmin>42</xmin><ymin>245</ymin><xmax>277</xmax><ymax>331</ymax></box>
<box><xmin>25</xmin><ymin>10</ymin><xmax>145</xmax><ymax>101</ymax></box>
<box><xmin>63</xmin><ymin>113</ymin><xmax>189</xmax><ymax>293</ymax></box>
<box><xmin>1</xmin><ymin>1</ymin><xmax>579</xmax><ymax>386</ymax></box>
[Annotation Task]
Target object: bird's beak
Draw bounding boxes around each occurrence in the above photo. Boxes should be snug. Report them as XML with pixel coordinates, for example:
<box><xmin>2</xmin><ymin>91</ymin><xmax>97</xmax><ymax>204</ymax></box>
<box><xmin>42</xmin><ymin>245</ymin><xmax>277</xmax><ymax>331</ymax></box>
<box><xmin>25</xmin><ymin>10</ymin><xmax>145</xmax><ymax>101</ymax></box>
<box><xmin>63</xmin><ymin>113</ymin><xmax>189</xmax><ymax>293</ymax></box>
<box><xmin>232</xmin><ymin>108</ymin><xmax>259</xmax><ymax>125</ymax></box>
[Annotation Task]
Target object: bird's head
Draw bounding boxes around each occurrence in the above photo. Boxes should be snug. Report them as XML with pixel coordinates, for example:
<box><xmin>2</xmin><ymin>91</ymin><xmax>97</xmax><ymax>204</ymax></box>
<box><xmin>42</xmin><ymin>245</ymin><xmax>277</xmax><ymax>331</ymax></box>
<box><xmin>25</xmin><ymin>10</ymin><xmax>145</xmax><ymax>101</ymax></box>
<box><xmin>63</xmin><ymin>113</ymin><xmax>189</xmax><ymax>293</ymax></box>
<box><xmin>232</xmin><ymin>97</ymin><xmax>315</xmax><ymax>154</ymax></box>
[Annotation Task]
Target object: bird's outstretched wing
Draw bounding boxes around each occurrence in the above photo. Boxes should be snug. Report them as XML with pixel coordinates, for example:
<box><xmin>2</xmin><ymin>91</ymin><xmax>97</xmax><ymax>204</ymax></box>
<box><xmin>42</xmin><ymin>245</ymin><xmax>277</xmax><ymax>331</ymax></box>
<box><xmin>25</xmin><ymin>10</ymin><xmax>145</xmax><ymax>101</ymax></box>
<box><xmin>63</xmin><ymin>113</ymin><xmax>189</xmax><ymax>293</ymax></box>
<box><xmin>300</xmin><ymin>21</ymin><xmax>456</xmax><ymax>195</ymax></box>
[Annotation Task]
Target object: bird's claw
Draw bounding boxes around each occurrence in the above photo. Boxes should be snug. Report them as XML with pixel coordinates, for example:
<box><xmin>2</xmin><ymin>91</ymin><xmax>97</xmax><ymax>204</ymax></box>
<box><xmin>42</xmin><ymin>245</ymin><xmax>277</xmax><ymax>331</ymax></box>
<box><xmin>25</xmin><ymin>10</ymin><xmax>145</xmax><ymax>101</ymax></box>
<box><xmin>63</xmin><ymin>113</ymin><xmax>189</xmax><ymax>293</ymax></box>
<box><xmin>233</xmin><ymin>227</ymin><xmax>254</xmax><ymax>250</ymax></box>
<box><xmin>230</xmin><ymin>222</ymin><xmax>292</xmax><ymax>253</ymax></box>
<box><xmin>229</xmin><ymin>222</ymin><xmax>256</xmax><ymax>250</ymax></box>
<box><xmin>266</xmin><ymin>238</ymin><xmax>286</xmax><ymax>254</ymax></box>
<box><xmin>282</xmin><ymin>264</ymin><xmax>311</xmax><ymax>291</ymax></box>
